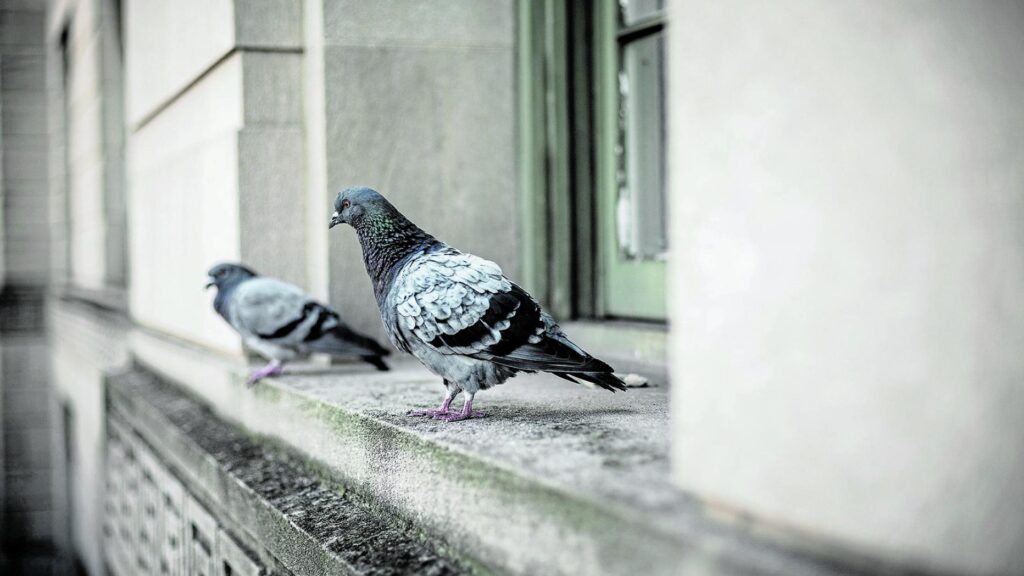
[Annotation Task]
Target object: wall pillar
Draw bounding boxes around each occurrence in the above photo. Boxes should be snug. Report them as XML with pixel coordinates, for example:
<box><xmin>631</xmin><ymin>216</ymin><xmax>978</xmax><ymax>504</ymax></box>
<box><xmin>668</xmin><ymin>2</ymin><xmax>1024</xmax><ymax>573</ymax></box>
<box><xmin>125</xmin><ymin>0</ymin><xmax>304</xmax><ymax>355</ymax></box>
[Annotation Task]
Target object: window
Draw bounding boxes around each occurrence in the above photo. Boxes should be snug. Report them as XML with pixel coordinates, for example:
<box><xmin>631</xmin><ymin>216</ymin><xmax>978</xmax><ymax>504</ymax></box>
<box><xmin>59</xmin><ymin>0</ymin><xmax>128</xmax><ymax>294</ymax></box>
<box><xmin>103</xmin><ymin>0</ymin><xmax>128</xmax><ymax>288</ymax></box>
<box><xmin>519</xmin><ymin>0</ymin><xmax>667</xmax><ymax>322</ymax></box>
<box><xmin>597</xmin><ymin>0</ymin><xmax>667</xmax><ymax>320</ymax></box>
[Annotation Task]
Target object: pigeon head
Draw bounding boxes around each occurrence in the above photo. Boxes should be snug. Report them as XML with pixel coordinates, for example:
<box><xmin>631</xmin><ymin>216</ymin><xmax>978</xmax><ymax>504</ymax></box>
<box><xmin>329</xmin><ymin>186</ymin><xmax>394</xmax><ymax>230</ymax></box>
<box><xmin>329</xmin><ymin>187</ymin><xmax>438</xmax><ymax>296</ymax></box>
<box><xmin>205</xmin><ymin>262</ymin><xmax>257</xmax><ymax>290</ymax></box>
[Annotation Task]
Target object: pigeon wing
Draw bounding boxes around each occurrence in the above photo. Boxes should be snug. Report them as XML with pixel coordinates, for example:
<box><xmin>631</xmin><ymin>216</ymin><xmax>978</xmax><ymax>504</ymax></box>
<box><xmin>229</xmin><ymin>277</ymin><xmax>318</xmax><ymax>344</ymax></box>
<box><xmin>387</xmin><ymin>249</ymin><xmax>510</xmax><ymax>355</ymax></box>
<box><xmin>389</xmin><ymin>249</ymin><xmax>613</xmax><ymax>374</ymax></box>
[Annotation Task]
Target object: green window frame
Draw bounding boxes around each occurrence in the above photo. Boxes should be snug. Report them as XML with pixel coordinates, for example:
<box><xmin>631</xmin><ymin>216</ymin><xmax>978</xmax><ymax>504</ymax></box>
<box><xmin>518</xmin><ymin>0</ymin><xmax>667</xmax><ymax>321</ymax></box>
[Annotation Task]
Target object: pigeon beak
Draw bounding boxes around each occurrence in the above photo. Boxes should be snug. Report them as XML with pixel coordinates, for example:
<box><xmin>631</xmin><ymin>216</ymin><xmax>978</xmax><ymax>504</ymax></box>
<box><xmin>205</xmin><ymin>276</ymin><xmax>215</xmax><ymax>289</ymax></box>
<box><xmin>329</xmin><ymin>211</ymin><xmax>341</xmax><ymax>229</ymax></box>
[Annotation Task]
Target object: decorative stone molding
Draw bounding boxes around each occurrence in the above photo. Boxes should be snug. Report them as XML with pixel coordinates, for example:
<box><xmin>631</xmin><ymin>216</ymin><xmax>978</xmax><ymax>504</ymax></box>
<box><xmin>105</xmin><ymin>419</ymin><xmax>263</xmax><ymax>576</ymax></box>
<box><xmin>103</xmin><ymin>365</ymin><xmax>465</xmax><ymax>576</ymax></box>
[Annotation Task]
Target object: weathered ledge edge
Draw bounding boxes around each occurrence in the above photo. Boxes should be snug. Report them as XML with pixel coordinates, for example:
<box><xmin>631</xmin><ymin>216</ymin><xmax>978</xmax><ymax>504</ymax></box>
<box><xmin>106</xmin><ymin>367</ymin><xmax>474</xmax><ymax>576</ymax></box>
<box><xmin>126</xmin><ymin>327</ymin><xmax>931</xmax><ymax>576</ymax></box>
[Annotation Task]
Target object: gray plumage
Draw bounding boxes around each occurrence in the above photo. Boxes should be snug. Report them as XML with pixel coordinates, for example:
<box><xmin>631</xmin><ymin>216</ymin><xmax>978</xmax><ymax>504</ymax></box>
<box><xmin>329</xmin><ymin>187</ymin><xmax>625</xmax><ymax>421</ymax></box>
<box><xmin>206</xmin><ymin>263</ymin><xmax>390</xmax><ymax>383</ymax></box>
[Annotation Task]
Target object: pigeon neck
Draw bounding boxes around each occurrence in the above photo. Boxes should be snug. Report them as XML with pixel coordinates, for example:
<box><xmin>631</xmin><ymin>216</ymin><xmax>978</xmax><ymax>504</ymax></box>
<box><xmin>356</xmin><ymin>214</ymin><xmax>436</xmax><ymax>299</ymax></box>
<box><xmin>213</xmin><ymin>276</ymin><xmax>250</xmax><ymax>318</ymax></box>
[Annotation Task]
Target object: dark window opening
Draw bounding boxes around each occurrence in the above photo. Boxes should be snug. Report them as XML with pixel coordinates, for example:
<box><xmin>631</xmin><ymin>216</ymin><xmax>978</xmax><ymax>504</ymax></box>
<box><xmin>520</xmin><ymin>0</ymin><xmax>668</xmax><ymax>322</ymax></box>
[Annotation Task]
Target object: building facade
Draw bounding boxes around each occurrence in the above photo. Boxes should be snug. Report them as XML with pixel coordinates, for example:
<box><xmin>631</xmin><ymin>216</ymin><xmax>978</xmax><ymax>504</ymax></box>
<box><xmin>0</xmin><ymin>0</ymin><xmax>1022</xmax><ymax>575</ymax></box>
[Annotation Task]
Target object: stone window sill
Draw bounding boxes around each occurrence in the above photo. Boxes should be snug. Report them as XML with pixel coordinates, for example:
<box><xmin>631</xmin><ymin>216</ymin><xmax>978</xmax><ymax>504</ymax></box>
<box><xmin>129</xmin><ymin>328</ymin><xmax>874</xmax><ymax>575</ymax></box>
<box><xmin>59</xmin><ymin>284</ymin><xmax>129</xmax><ymax>315</ymax></box>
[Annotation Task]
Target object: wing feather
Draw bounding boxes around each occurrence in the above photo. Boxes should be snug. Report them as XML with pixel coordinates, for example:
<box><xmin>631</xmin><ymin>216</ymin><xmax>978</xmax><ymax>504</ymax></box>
<box><xmin>230</xmin><ymin>278</ymin><xmax>314</xmax><ymax>341</ymax></box>
<box><xmin>388</xmin><ymin>248</ymin><xmax>617</xmax><ymax>376</ymax></box>
<box><xmin>232</xmin><ymin>277</ymin><xmax>389</xmax><ymax>359</ymax></box>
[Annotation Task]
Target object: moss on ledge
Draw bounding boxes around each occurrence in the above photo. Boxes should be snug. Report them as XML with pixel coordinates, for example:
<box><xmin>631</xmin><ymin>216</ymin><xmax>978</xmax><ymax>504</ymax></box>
<box><xmin>107</xmin><ymin>367</ymin><xmax>473</xmax><ymax>576</ymax></box>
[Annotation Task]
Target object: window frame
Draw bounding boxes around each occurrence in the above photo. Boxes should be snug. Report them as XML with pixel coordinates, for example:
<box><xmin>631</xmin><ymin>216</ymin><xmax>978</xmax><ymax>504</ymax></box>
<box><xmin>56</xmin><ymin>0</ymin><xmax>130</xmax><ymax>302</ymax></box>
<box><xmin>518</xmin><ymin>0</ymin><xmax>667</xmax><ymax>322</ymax></box>
<box><xmin>594</xmin><ymin>0</ymin><xmax>667</xmax><ymax>321</ymax></box>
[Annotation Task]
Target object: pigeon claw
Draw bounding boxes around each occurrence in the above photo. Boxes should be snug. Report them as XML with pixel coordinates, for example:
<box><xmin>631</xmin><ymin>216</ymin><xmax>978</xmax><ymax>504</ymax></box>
<box><xmin>246</xmin><ymin>362</ymin><xmax>283</xmax><ymax>387</ymax></box>
<box><xmin>436</xmin><ymin>410</ymin><xmax>486</xmax><ymax>422</ymax></box>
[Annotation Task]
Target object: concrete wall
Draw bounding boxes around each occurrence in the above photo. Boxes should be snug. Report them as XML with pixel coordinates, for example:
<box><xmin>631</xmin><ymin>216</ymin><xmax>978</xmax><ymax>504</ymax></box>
<box><xmin>668</xmin><ymin>1</ymin><xmax>1024</xmax><ymax>574</ymax></box>
<box><xmin>49</xmin><ymin>298</ymin><xmax>129</xmax><ymax>576</ymax></box>
<box><xmin>123</xmin><ymin>0</ymin><xmax>516</xmax><ymax>350</ymax></box>
<box><xmin>1</xmin><ymin>0</ymin><xmax>49</xmax><ymax>285</ymax></box>
<box><xmin>0</xmin><ymin>337</ymin><xmax>56</xmax><ymax>550</ymax></box>
<box><xmin>125</xmin><ymin>0</ymin><xmax>304</xmax><ymax>355</ymax></box>
<box><xmin>315</xmin><ymin>0</ymin><xmax>518</xmax><ymax>341</ymax></box>
<box><xmin>1</xmin><ymin>0</ymin><xmax>57</xmax><ymax>563</ymax></box>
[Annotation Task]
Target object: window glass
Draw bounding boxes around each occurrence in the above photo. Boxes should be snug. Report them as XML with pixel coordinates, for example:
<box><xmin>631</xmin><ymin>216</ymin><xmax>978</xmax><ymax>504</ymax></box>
<box><xmin>518</xmin><ymin>0</ymin><xmax>667</xmax><ymax>320</ymax></box>
<box><xmin>598</xmin><ymin>0</ymin><xmax>668</xmax><ymax>319</ymax></box>
<box><xmin>620</xmin><ymin>0</ymin><xmax>664</xmax><ymax>25</ymax></box>
<box><xmin>618</xmin><ymin>31</ymin><xmax>667</xmax><ymax>261</ymax></box>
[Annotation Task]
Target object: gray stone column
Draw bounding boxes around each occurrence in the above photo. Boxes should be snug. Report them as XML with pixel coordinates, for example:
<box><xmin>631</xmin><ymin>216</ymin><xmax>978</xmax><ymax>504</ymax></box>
<box><xmin>667</xmin><ymin>1</ymin><xmax>1024</xmax><ymax>573</ymax></box>
<box><xmin>125</xmin><ymin>0</ymin><xmax>304</xmax><ymax>355</ymax></box>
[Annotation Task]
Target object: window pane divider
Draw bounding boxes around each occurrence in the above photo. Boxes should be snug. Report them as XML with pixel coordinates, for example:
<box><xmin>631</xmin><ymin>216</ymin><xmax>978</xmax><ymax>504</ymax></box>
<box><xmin>616</xmin><ymin>15</ymin><xmax>665</xmax><ymax>43</ymax></box>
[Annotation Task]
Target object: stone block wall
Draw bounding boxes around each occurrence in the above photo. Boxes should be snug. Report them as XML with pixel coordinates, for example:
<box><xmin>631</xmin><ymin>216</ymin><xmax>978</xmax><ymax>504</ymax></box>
<box><xmin>2</xmin><ymin>0</ymin><xmax>49</xmax><ymax>285</ymax></box>
<box><xmin>0</xmin><ymin>0</ymin><xmax>57</xmax><ymax>565</ymax></box>
<box><xmin>318</xmin><ymin>0</ymin><xmax>518</xmax><ymax>341</ymax></box>
<box><xmin>125</xmin><ymin>0</ymin><xmax>305</xmax><ymax>356</ymax></box>
<box><xmin>48</xmin><ymin>297</ymin><xmax>129</xmax><ymax>574</ymax></box>
<box><xmin>0</xmin><ymin>333</ymin><xmax>55</xmax><ymax>551</ymax></box>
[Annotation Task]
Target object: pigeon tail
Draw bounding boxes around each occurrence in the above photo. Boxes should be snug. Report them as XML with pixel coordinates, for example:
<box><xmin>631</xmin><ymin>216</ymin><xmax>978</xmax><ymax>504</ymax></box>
<box><xmin>361</xmin><ymin>354</ymin><xmax>390</xmax><ymax>371</ymax></box>
<box><xmin>557</xmin><ymin>371</ymin><xmax>628</xmax><ymax>392</ymax></box>
<box><xmin>305</xmin><ymin>324</ymin><xmax>391</xmax><ymax>359</ymax></box>
<box><xmin>336</xmin><ymin>326</ymin><xmax>391</xmax><ymax>358</ymax></box>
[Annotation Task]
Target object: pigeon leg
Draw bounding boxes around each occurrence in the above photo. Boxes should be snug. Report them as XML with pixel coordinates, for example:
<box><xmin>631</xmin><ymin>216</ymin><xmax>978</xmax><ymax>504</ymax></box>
<box><xmin>438</xmin><ymin>392</ymin><xmax>486</xmax><ymax>422</ymax></box>
<box><xmin>247</xmin><ymin>359</ymin><xmax>283</xmax><ymax>387</ymax></box>
<box><xmin>408</xmin><ymin>384</ymin><xmax>459</xmax><ymax>418</ymax></box>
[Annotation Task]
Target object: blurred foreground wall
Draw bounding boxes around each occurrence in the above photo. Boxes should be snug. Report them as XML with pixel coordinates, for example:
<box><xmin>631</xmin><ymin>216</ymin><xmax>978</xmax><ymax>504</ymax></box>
<box><xmin>669</xmin><ymin>1</ymin><xmax>1024</xmax><ymax>574</ymax></box>
<box><xmin>0</xmin><ymin>0</ymin><xmax>60</xmax><ymax>571</ymax></box>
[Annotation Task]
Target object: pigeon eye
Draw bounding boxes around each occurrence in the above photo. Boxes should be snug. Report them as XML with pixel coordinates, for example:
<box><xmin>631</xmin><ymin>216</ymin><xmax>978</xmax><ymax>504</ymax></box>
<box><xmin>342</xmin><ymin>200</ymin><xmax>351</xmax><ymax>209</ymax></box>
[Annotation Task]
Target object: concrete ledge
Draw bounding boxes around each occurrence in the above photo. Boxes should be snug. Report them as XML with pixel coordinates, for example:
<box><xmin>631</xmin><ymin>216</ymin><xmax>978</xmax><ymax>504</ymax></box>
<box><xmin>128</xmin><ymin>329</ymin><xmax>921</xmax><ymax>576</ymax></box>
<box><xmin>106</xmin><ymin>367</ymin><xmax>468</xmax><ymax>576</ymax></box>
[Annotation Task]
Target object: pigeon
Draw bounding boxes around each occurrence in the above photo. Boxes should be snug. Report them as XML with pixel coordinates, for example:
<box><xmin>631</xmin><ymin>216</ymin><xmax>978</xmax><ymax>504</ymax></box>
<box><xmin>328</xmin><ymin>187</ymin><xmax>626</xmax><ymax>422</ymax></box>
<box><xmin>205</xmin><ymin>262</ymin><xmax>390</xmax><ymax>385</ymax></box>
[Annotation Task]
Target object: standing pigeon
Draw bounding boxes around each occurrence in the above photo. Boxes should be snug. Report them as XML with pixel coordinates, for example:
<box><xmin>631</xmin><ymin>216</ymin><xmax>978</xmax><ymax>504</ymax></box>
<box><xmin>206</xmin><ymin>262</ymin><xmax>390</xmax><ymax>384</ymax></box>
<box><xmin>328</xmin><ymin>187</ymin><xmax>625</xmax><ymax>422</ymax></box>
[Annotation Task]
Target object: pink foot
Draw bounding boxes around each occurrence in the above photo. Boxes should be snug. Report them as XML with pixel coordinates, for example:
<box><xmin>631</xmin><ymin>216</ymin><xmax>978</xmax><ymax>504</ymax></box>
<box><xmin>408</xmin><ymin>391</ymin><xmax>458</xmax><ymax>418</ymax></box>
<box><xmin>436</xmin><ymin>409</ymin><xmax>486</xmax><ymax>422</ymax></box>
<box><xmin>436</xmin><ymin>396</ymin><xmax>484</xmax><ymax>422</ymax></box>
<box><xmin>247</xmin><ymin>362</ymin><xmax>282</xmax><ymax>387</ymax></box>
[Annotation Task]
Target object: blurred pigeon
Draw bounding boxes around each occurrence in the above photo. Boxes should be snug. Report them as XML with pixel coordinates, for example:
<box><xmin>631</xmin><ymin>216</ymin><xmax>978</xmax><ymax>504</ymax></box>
<box><xmin>329</xmin><ymin>187</ymin><xmax>625</xmax><ymax>422</ymax></box>
<box><xmin>206</xmin><ymin>263</ymin><xmax>390</xmax><ymax>385</ymax></box>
